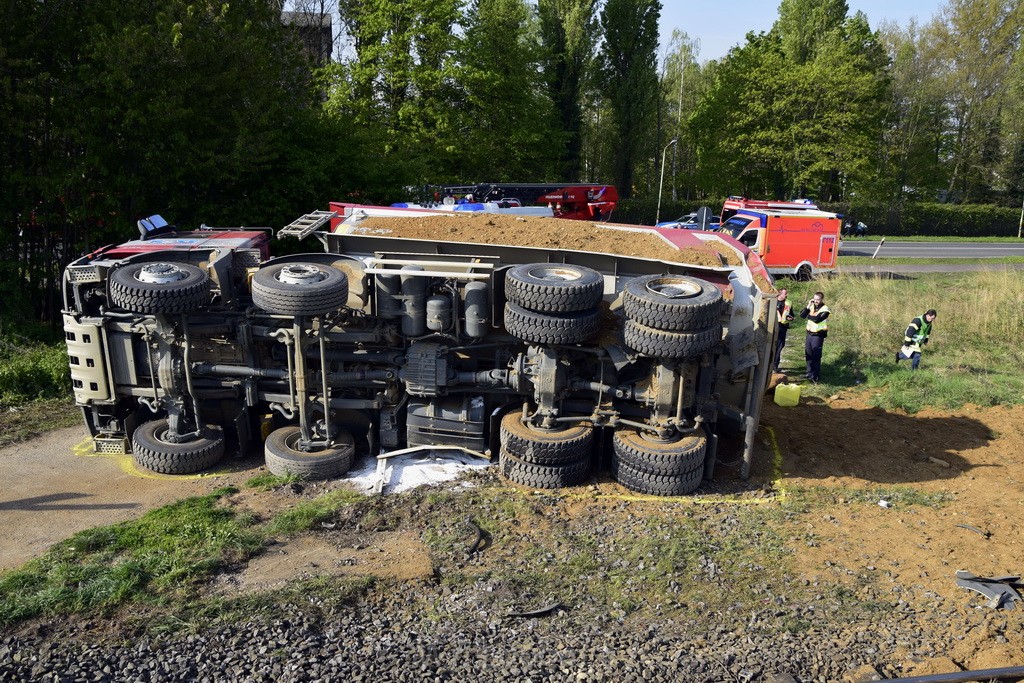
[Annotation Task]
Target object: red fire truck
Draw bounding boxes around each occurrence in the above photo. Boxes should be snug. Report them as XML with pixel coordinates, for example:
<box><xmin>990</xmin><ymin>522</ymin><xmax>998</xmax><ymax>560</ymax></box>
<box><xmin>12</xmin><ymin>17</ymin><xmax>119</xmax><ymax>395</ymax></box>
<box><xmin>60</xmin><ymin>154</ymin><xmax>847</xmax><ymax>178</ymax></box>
<box><xmin>719</xmin><ymin>197</ymin><xmax>842</xmax><ymax>280</ymax></box>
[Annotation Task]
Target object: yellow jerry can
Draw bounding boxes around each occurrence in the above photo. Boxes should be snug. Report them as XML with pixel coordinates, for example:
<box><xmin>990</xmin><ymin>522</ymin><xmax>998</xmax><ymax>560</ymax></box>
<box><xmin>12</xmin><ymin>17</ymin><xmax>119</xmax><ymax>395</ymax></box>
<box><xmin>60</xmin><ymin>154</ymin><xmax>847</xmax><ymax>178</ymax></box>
<box><xmin>774</xmin><ymin>382</ymin><xmax>801</xmax><ymax>407</ymax></box>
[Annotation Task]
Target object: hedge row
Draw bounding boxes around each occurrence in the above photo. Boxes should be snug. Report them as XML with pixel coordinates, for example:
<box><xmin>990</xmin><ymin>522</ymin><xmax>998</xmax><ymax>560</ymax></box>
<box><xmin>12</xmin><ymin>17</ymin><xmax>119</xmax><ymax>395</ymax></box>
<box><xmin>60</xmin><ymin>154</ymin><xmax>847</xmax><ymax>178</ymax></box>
<box><xmin>616</xmin><ymin>198</ymin><xmax>1023</xmax><ymax>237</ymax></box>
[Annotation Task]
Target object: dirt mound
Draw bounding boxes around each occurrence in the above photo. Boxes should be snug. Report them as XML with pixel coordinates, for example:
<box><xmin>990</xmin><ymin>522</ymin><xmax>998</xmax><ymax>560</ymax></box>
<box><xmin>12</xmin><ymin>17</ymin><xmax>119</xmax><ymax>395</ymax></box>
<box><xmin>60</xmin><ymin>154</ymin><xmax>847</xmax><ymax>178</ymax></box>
<box><xmin>351</xmin><ymin>213</ymin><xmax>740</xmax><ymax>268</ymax></box>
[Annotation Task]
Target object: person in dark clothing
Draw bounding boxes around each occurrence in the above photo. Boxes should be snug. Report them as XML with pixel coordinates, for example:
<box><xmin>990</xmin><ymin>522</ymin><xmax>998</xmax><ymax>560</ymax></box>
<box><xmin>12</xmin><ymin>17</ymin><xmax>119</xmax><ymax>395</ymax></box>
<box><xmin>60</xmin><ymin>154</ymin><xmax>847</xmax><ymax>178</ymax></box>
<box><xmin>773</xmin><ymin>288</ymin><xmax>795</xmax><ymax>371</ymax></box>
<box><xmin>800</xmin><ymin>291</ymin><xmax>830</xmax><ymax>383</ymax></box>
<box><xmin>896</xmin><ymin>309</ymin><xmax>936</xmax><ymax>370</ymax></box>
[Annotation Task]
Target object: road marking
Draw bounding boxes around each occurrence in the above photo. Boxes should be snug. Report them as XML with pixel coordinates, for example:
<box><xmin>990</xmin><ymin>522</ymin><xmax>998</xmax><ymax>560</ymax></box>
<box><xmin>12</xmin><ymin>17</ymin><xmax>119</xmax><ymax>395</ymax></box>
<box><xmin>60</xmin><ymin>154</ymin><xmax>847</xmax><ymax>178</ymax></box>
<box><xmin>71</xmin><ymin>437</ymin><xmax>230</xmax><ymax>481</ymax></box>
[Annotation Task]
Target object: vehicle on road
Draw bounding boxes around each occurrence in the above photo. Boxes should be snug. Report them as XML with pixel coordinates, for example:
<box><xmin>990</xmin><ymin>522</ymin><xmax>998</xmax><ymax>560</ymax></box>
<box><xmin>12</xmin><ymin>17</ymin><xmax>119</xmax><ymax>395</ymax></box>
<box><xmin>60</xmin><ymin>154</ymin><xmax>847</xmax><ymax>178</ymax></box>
<box><xmin>62</xmin><ymin>209</ymin><xmax>777</xmax><ymax>496</ymax></box>
<box><xmin>720</xmin><ymin>197</ymin><xmax>842</xmax><ymax>280</ymax></box>
<box><xmin>656</xmin><ymin>210</ymin><xmax>721</xmax><ymax>231</ymax></box>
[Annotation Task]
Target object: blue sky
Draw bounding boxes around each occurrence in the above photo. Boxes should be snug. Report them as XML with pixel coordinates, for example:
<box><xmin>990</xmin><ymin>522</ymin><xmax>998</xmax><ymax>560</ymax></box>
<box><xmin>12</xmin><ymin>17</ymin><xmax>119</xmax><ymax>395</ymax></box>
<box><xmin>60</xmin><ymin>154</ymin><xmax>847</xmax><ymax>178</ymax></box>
<box><xmin>660</xmin><ymin>0</ymin><xmax>945</xmax><ymax>62</ymax></box>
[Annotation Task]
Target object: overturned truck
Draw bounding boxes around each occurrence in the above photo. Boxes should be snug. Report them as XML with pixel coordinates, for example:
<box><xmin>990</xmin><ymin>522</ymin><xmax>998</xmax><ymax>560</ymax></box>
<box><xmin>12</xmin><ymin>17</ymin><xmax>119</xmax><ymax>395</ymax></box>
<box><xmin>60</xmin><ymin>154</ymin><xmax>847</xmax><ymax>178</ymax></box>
<box><xmin>62</xmin><ymin>209</ymin><xmax>778</xmax><ymax>495</ymax></box>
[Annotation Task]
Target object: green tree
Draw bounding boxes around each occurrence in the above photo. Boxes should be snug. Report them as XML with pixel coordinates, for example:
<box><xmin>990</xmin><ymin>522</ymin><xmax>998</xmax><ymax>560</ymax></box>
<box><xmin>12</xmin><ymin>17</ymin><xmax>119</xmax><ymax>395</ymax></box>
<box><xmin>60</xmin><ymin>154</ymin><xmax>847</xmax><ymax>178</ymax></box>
<box><xmin>538</xmin><ymin>0</ymin><xmax>599</xmax><ymax>180</ymax></box>
<box><xmin>929</xmin><ymin>0</ymin><xmax>1024</xmax><ymax>202</ymax></box>
<box><xmin>599</xmin><ymin>0</ymin><xmax>661</xmax><ymax>199</ymax></box>
<box><xmin>875</xmin><ymin>20</ymin><xmax>950</xmax><ymax>202</ymax></box>
<box><xmin>775</xmin><ymin>0</ymin><xmax>850</xmax><ymax>65</ymax></box>
<box><xmin>458</xmin><ymin>0</ymin><xmax>561</xmax><ymax>180</ymax></box>
<box><xmin>690</xmin><ymin>7</ymin><xmax>889</xmax><ymax>201</ymax></box>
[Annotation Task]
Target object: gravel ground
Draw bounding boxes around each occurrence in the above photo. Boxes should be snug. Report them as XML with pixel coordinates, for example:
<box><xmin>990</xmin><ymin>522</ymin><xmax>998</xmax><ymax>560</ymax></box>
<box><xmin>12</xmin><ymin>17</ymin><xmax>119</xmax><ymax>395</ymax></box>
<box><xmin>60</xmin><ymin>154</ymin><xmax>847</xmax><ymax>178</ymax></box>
<box><xmin>0</xmin><ymin>590</ymin><xmax>1004</xmax><ymax>683</ymax></box>
<box><xmin>1</xmin><ymin>474</ymin><xmax>1018</xmax><ymax>683</ymax></box>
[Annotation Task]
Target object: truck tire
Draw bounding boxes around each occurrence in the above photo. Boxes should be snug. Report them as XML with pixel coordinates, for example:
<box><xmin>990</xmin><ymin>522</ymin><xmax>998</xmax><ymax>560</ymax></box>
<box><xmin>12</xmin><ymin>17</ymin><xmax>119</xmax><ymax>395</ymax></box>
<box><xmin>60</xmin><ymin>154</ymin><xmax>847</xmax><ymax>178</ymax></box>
<box><xmin>252</xmin><ymin>262</ymin><xmax>348</xmax><ymax>317</ymax></box>
<box><xmin>796</xmin><ymin>264</ymin><xmax>813</xmax><ymax>281</ymax></box>
<box><xmin>623</xmin><ymin>319</ymin><xmax>720</xmax><ymax>359</ymax></box>
<box><xmin>265</xmin><ymin>425</ymin><xmax>354</xmax><ymax>480</ymax></box>
<box><xmin>132</xmin><ymin>420</ymin><xmax>225</xmax><ymax>474</ymax></box>
<box><xmin>504</xmin><ymin>302</ymin><xmax>600</xmax><ymax>345</ymax></box>
<box><xmin>610</xmin><ymin>456</ymin><xmax>703</xmax><ymax>496</ymax></box>
<box><xmin>500</xmin><ymin>412</ymin><xmax>593</xmax><ymax>465</ymax></box>
<box><xmin>505</xmin><ymin>263</ymin><xmax>603</xmax><ymax>312</ymax></box>
<box><xmin>612</xmin><ymin>428</ymin><xmax>706</xmax><ymax>476</ymax></box>
<box><xmin>499</xmin><ymin>448</ymin><xmax>590</xmax><ymax>489</ymax></box>
<box><xmin>622</xmin><ymin>274</ymin><xmax>723</xmax><ymax>331</ymax></box>
<box><xmin>109</xmin><ymin>262</ymin><xmax>211</xmax><ymax>314</ymax></box>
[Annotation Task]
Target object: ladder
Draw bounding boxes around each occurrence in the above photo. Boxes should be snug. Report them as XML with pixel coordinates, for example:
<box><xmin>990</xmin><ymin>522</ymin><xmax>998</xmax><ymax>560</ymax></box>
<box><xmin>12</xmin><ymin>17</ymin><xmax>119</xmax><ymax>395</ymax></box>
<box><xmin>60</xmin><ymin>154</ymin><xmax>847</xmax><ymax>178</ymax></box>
<box><xmin>278</xmin><ymin>210</ymin><xmax>337</xmax><ymax>240</ymax></box>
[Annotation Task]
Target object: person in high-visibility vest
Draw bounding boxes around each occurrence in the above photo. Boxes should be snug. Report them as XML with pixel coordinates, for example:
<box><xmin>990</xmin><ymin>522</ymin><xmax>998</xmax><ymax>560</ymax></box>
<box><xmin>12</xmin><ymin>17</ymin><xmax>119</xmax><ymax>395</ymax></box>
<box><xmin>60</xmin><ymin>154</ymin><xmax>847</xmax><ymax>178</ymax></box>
<box><xmin>799</xmin><ymin>291</ymin><xmax>830</xmax><ymax>383</ymax></box>
<box><xmin>773</xmin><ymin>288</ymin><xmax>795</xmax><ymax>371</ymax></box>
<box><xmin>896</xmin><ymin>309</ymin><xmax>936</xmax><ymax>370</ymax></box>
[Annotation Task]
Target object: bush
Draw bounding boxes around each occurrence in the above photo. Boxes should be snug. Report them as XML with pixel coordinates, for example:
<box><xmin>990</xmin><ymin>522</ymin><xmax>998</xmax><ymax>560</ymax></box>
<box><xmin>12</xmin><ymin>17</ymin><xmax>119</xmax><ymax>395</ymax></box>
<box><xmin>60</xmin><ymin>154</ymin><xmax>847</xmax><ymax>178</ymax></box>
<box><xmin>616</xmin><ymin>195</ymin><xmax>1021</xmax><ymax>237</ymax></box>
<box><xmin>0</xmin><ymin>344</ymin><xmax>71</xmax><ymax>404</ymax></box>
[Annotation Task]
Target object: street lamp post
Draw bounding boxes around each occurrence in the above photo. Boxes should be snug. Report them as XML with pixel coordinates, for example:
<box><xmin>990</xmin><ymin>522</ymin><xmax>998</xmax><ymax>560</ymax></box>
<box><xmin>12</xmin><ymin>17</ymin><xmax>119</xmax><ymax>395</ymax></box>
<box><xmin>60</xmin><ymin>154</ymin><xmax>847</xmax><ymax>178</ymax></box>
<box><xmin>656</xmin><ymin>138</ymin><xmax>678</xmax><ymax>225</ymax></box>
<box><xmin>1018</xmin><ymin>193</ymin><xmax>1023</xmax><ymax>239</ymax></box>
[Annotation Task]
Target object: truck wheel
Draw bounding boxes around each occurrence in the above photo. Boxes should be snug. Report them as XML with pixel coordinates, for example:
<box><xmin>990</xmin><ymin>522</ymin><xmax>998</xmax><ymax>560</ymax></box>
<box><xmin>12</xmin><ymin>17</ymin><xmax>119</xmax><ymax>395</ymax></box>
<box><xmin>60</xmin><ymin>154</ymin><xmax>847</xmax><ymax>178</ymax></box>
<box><xmin>612</xmin><ymin>428</ymin><xmax>706</xmax><ymax>476</ymax></box>
<box><xmin>504</xmin><ymin>302</ymin><xmax>600</xmax><ymax>344</ymax></box>
<box><xmin>132</xmin><ymin>420</ymin><xmax>225</xmax><ymax>474</ymax></box>
<box><xmin>796</xmin><ymin>264</ymin><xmax>813</xmax><ymax>281</ymax></box>
<box><xmin>109</xmin><ymin>262</ymin><xmax>211</xmax><ymax>314</ymax></box>
<box><xmin>252</xmin><ymin>262</ymin><xmax>348</xmax><ymax>317</ymax></box>
<box><xmin>623</xmin><ymin>319</ymin><xmax>720</xmax><ymax>359</ymax></box>
<box><xmin>499</xmin><ymin>448</ymin><xmax>590</xmax><ymax>489</ymax></box>
<box><xmin>622</xmin><ymin>274</ymin><xmax>723</xmax><ymax>331</ymax></box>
<box><xmin>265</xmin><ymin>425</ymin><xmax>354</xmax><ymax>480</ymax></box>
<box><xmin>611</xmin><ymin>456</ymin><xmax>703</xmax><ymax>496</ymax></box>
<box><xmin>505</xmin><ymin>263</ymin><xmax>604</xmax><ymax>313</ymax></box>
<box><xmin>500</xmin><ymin>412</ymin><xmax>593</xmax><ymax>465</ymax></box>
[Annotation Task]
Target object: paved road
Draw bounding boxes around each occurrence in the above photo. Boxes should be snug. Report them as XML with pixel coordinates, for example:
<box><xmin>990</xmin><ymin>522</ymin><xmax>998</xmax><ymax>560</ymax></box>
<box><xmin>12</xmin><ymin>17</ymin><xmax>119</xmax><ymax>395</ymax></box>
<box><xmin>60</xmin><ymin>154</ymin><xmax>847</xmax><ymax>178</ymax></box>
<box><xmin>840</xmin><ymin>240</ymin><xmax>1024</xmax><ymax>258</ymax></box>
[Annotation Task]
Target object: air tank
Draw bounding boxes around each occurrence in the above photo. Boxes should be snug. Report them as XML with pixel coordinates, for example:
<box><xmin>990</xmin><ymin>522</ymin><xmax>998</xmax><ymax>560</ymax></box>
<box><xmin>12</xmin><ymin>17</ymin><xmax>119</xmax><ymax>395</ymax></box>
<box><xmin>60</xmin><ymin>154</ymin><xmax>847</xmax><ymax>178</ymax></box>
<box><xmin>463</xmin><ymin>281</ymin><xmax>490</xmax><ymax>339</ymax></box>
<box><xmin>400</xmin><ymin>265</ymin><xmax>427</xmax><ymax>336</ymax></box>
<box><xmin>426</xmin><ymin>295</ymin><xmax>452</xmax><ymax>332</ymax></box>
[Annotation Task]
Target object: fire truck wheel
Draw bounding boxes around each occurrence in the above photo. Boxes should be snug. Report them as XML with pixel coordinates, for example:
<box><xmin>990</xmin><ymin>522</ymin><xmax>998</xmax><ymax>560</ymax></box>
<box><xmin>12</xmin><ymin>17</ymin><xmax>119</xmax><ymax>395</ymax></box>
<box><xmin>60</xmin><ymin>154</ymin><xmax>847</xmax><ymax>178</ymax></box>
<box><xmin>109</xmin><ymin>262</ymin><xmax>211</xmax><ymax>314</ymax></box>
<box><xmin>265</xmin><ymin>425</ymin><xmax>354</xmax><ymax>480</ymax></box>
<box><xmin>505</xmin><ymin>263</ymin><xmax>604</xmax><ymax>312</ymax></box>
<box><xmin>622</xmin><ymin>274</ymin><xmax>723</xmax><ymax>331</ymax></box>
<box><xmin>499</xmin><ymin>448</ymin><xmax>590</xmax><ymax>489</ymax></box>
<box><xmin>623</xmin><ymin>319</ymin><xmax>721</xmax><ymax>359</ymax></box>
<box><xmin>503</xmin><ymin>302</ymin><xmax>601</xmax><ymax>345</ymax></box>
<box><xmin>252</xmin><ymin>262</ymin><xmax>349</xmax><ymax>317</ymax></box>
<box><xmin>132</xmin><ymin>420</ymin><xmax>225</xmax><ymax>474</ymax></box>
<box><xmin>610</xmin><ymin>455</ymin><xmax>703</xmax><ymax>496</ymax></box>
<box><xmin>796</xmin><ymin>264</ymin><xmax>813</xmax><ymax>281</ymax></box>
<box><xmin>500</xmin><ymin>411</ymin><xmax>593</xmax><ymax>465</ymax></box>
<box><xmin>612</xmin><ymin>427</ymin><xmax>706</xmax><ymax>476</ymax></box>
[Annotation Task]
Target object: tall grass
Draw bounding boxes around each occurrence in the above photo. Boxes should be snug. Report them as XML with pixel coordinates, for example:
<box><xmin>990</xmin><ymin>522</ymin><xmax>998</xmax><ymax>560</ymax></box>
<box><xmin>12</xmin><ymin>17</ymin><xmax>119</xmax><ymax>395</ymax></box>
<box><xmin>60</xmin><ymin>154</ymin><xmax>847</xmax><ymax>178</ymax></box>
<box><xmin>782</xmin><ymin>270</ymin><xmax>1024</xmax><ymax>411</ymax></box>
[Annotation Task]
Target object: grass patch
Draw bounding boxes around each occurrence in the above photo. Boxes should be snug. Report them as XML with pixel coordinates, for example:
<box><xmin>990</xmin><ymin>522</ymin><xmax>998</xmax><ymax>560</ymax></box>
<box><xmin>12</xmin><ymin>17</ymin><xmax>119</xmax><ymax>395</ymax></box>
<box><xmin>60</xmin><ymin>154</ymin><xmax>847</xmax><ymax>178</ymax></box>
<box><xmin>0</xmin><ymin>482</ymin><xmax>368</xmax><ymax>626</ymax></box>
<box><xmin>244</xmin><ymin>472</ymin><xmax>297</xmax><ymax>491</ymax></box>
<box><xmin>0</xmin><ymin>487</ymin><xmax>262</xmax><ymax>626</ymax></box>
<box><xmin>840</xmin><ymin>235</ymin><xmax>1024</xmax><ymax>243</ymax></box>
<box><xmin>779</xmin><ymin>270</ymin><xmax>1024</xmax><ymax>411</ymax></box>
<box><xmin>0</xmin><ymin>397</ymin><xmax>80</xmax><ymax>447</ymax></box>
<box><xmin>263</xmin><ymin>487</ymin><xmax>366</xmax><ymax>536</ymax></box>
<box><xmin>839</xmin><ymin>256</ymin><xmax>1024</xmax><ymax>265</ymax></box>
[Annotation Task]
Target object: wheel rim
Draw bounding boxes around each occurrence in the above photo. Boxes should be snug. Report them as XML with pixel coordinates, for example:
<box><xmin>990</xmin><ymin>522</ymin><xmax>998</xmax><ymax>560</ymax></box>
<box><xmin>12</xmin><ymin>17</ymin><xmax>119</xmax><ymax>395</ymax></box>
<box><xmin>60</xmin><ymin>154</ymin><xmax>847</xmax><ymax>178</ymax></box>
<box><xmin>526</xmin><ymin>266</ymin><xmax>585</xmax><ymax>283</ymax></box>
<box><xmin>282</xmin><ymin>428</ymin><xmax>352</xmax><ymax>454</ymax></box>
<box><xmin>644</xmin><ymin>277</ymin><xmax>702</xmax><ymax>300</ymax></box>
<box><xmin>137</xmin><ymin>263</ymin><xmax>190</xmax><ymax>284</ymax></box>
<box><xmin>277</xmin><ymin>264</ymin><xmax>329</xmax><ymax>285</ymax></box>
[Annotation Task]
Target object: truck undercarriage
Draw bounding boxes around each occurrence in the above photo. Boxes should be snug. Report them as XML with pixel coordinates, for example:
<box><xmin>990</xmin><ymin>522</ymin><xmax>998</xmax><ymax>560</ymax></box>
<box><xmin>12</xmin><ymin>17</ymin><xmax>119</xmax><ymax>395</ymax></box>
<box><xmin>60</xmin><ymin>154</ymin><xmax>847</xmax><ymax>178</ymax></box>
<box><xmin>62</xmin><ymin>214</ymin><xmax>776</xmax><ymax>496</ymax></box>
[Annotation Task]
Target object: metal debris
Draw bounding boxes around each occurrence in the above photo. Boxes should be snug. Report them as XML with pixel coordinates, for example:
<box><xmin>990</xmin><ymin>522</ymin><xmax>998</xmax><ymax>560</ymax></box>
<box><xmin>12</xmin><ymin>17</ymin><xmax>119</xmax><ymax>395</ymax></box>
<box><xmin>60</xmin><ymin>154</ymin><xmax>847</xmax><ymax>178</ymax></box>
<box><xmin>955</xmin><ymin>570</ymin><xmax>1022</xmax><ymax>609</ymax></box>
<box><xmin>955</xmin><ymin>524</ymin><xmax>991</xmax><ymax>539</ymax></box>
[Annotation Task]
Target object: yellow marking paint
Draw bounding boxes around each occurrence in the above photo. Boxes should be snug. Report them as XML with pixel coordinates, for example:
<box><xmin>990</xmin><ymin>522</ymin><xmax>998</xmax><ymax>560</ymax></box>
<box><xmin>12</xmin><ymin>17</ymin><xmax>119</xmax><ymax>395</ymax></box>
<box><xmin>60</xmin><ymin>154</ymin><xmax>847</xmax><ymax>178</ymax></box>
<box><xmin>764</xmin><ymin>426</ymin><xmax>788</xmax><ymax>499</ymax></box>
<box><xmin>71</xmin><ymin>438</ymin><xmax>229</xmax><ymax>480</ymax></box>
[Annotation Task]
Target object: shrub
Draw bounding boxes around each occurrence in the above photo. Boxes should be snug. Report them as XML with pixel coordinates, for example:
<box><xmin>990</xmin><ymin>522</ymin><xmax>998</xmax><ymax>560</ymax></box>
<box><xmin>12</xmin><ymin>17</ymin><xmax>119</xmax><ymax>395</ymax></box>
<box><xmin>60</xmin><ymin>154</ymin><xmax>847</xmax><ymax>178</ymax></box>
<box><xmin>0</xmin><ymin>344</ymin><xmax>71</xmax><ymax>404</ymax></box>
